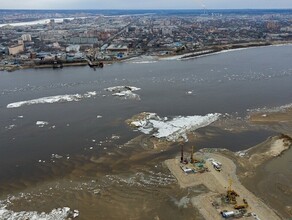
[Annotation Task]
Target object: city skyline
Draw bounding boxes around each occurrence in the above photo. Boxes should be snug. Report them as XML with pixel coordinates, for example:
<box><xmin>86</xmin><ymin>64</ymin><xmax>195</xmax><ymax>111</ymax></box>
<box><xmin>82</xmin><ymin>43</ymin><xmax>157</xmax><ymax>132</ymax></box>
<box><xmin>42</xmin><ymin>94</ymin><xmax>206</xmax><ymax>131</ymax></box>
<box><xmin>0</xmin><ymin>0</ymin><xmax>291</xmax><ymax>10</ymax></box>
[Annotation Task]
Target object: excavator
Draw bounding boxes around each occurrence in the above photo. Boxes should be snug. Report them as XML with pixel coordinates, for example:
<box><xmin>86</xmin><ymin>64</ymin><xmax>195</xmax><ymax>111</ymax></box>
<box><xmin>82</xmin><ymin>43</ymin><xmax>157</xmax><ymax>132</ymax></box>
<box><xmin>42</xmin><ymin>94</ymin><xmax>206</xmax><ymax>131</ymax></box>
<box><xmin>234</xmin><ymin>199</ymin><xmax>248</xmax><ymax>210</ymax></box>
<box><xmin>226</xmin><ymin>179</ymin><xmax>249</xmax><ymax>209</ymax></box>
<box><xmin>226</xmin><ymin>179</ymin><xmax>239</xmax><ymax>204</ymax></box>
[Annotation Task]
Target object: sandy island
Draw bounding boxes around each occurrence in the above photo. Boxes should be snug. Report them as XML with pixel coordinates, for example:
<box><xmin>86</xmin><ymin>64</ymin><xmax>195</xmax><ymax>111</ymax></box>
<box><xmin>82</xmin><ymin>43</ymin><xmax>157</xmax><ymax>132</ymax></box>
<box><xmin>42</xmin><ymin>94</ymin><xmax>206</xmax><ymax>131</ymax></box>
<box><xmin>165</xmin><ymin>143</ymin><xmax>289</xmax><ymax>220</ymax></box>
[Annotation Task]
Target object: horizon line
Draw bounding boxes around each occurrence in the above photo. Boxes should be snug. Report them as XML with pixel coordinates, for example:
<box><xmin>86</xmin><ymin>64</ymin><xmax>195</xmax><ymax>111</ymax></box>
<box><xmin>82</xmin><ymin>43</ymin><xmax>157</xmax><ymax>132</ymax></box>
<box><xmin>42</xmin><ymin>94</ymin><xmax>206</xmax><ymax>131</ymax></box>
<box><xmin>0</xmin><ymin>8</ymin><xmax>291</xmax><ymax>11</ymax></box>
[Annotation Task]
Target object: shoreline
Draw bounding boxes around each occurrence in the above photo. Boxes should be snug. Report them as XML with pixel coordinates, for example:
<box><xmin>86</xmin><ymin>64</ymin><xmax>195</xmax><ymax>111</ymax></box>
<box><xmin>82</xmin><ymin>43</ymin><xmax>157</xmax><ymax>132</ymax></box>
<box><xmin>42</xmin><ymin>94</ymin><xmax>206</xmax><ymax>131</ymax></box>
<box><xmin>1</xmin><ymin>41</ymin><xmax>291</xmax><ymax>72</ymax></box>
<box><xmin>158</xmin><ymin>41</ymin><xmax>292</xmax><ymax>61</ymax></box>
<box><xmin>0</xmin><ymin>61</ymin><xmax>113</xmax><ymax>72</ymax></box>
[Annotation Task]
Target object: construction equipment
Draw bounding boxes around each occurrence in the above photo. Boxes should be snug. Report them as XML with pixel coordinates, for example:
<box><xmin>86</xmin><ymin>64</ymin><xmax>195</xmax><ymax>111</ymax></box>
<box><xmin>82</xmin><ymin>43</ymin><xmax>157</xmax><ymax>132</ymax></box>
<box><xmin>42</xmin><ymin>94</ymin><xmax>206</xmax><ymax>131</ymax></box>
<box><xmin>234</xmin><ymin>199</ymin><xmax>248</xmax><ymax>210</ymax></box>
<box><xmin>190</xmin><ymin>146</ymin><xmax>194</xmax><ymax>163</ymax></box>
<box><xmin>180</xmin><ymin>142</ymin><xmax>184</xmax><ymax>163</ymax></box>
<box><xmin>226</xmin><ymin>178</ymin><xmax>238</xmax><ymax>204</ymax></box>
<box><xmin>234</xmin><ymin>204</ymin><xmax>248</xmax><ymax>210</ymax></box>
<box><xmin>212</xmin><ymin>161</ymin><xmax>222</xmax><ymax>171</ymax></box>
<box><xmin>180</xmin><ymin>142</ymin><xmax>188</xmax><ymax>164</ymax></box>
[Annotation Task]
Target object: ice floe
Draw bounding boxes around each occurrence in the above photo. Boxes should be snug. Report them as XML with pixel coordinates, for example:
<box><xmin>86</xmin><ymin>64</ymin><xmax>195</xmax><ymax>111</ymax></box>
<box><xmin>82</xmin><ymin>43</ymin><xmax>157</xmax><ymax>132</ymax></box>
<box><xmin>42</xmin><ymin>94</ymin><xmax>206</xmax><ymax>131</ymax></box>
<box><xmin>51</xmin><ymin>154</ymin><xmax>63</xmax><ymax>159</ymax></box>
<box><xmin>247</xmin><ymin>103</ymin><xmax>292</xmax><ymax>113</ymax></box>
<box><xmin>0</xmin><ymin>201</ymin><xmax>79</xmax><ymax>220</ymax></box>
<box><xmin>111</xmin><ymin>135</ymin><xmax>120</xmax><ymax>140</ymax></box>
<box><xmin>5</xmin><ymin>124</ymin><xmax>16</xmax><ymax>130</ymax></box>
<box><xmin>131</xmin><ymin>61</ymin><xmax>157</xmax><ymax>64</ymax></box>
<box><xmin>103</xmin><ymin>171</ymin><xmax>176</xmax><ymax>187</ymax></box>
<box><xmin>36</xmin><ymin>121</ymin><xmax>49</xmax><ymax>128</ymax></box>
<box><xmin>130</xmin><ymin>112</ymin><xmax>221</xmax><ymax>141</ymax></box>
<box><xmin>105</xmin><ymin>86</ymin><xmax>141</xmax><ymax>100</ymax></box>
<box><xmin>236</xmin><ymin>150</ymin><xmax>248</xmax><ymax>157</ymax></box>
<box><xmin>105</xmin><ymin>86</ymin><xmax>141</xmax><ymax>92</ymax></box>
<box><xmin>7</xmin><ymin>91</ymin><xmax>97</xmax><ymax>108</ymax></box>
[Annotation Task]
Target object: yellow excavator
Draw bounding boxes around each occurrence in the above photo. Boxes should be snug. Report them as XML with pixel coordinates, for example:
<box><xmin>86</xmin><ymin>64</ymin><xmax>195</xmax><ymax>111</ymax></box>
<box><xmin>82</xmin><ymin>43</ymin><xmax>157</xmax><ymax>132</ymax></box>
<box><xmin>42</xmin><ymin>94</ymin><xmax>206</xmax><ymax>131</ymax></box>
<box><xmin>226</xmin><ymin>179</ymin><xmax>248</xmax><ymax>209</ymax></box>
<box><xmin>234</xmin><ymin>198</ymin><xmax>248</xmax><ymax>209</ymax></box>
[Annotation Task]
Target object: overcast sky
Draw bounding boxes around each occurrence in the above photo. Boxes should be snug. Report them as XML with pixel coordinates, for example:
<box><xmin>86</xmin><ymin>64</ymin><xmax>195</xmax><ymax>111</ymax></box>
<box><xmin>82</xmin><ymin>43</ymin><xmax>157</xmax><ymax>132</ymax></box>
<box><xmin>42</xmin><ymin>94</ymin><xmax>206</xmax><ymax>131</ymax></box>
<box><xmin>0</xmin><ymin>0</ymin><xmax>291</xmax><ymax>10</ymax></box>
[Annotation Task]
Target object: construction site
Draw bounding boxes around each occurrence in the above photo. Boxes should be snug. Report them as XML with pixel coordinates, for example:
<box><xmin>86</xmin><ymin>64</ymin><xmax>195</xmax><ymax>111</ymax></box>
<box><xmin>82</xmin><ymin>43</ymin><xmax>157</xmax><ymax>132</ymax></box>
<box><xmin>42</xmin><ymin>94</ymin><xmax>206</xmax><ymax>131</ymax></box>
<box><xmin>165</xmin><ymin>144</ymin><xmax>282</xmax><ymax>220</ymax></box>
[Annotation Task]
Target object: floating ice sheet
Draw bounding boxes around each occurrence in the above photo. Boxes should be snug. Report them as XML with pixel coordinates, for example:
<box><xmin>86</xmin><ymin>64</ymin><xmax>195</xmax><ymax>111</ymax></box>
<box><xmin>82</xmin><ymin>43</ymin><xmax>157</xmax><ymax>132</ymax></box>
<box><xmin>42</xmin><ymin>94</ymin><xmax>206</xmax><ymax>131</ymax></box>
<box><xmin>130</xmin><ymin>112</ymin><xmax>221</xmax><ymax>142</ymax></box>
<box><xmin>5</xmin><ymin>124</ymin><xmax>16</xmax><ymax>130</ymax></box>
<box><xmin>0</xmin><ymin>202</ymin><xmax>79</xmax><ymax>220</ymax></box>
<box><xmin>7</xmin><ymin>91</ymin><xmax>97</xmax><ymax>108</ymax></box>
<box><xmin>105</xmin><ymin>86</ymin><xmax>141</xmax><ymax>100</ymax></box>
<box><xmin>36</xmin><ymin>121</ymin><xmax>49</xmax><ymax>127</ymax></box>
<box><xmin>131</xmin><ymin>61</ymin><xmax>158</xmax><ymax>64</ymax></box>
<box><xmin>105</xmin><ymin>86</ymin><xmax>141</xmax><ymax>92</ymax></box>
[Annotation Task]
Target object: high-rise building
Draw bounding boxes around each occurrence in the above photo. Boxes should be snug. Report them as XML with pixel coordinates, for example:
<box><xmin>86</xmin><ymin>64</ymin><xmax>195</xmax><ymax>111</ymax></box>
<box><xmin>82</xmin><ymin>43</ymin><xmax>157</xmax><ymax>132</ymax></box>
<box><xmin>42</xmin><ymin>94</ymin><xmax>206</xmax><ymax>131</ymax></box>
<box><xmin>21</xmin><ymin>34</ymin><xmax>32</xmax><ymax>42</ymax></box>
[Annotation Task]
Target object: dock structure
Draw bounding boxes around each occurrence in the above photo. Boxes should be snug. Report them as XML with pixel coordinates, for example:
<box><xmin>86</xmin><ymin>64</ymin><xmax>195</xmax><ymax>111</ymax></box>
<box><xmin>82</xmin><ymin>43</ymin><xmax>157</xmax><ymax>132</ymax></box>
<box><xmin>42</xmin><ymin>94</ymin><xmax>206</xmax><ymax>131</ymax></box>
<box><xmin>86</xmin><ymin>58</ymin><xmax>104</xmax><ymax>68</ymax></box>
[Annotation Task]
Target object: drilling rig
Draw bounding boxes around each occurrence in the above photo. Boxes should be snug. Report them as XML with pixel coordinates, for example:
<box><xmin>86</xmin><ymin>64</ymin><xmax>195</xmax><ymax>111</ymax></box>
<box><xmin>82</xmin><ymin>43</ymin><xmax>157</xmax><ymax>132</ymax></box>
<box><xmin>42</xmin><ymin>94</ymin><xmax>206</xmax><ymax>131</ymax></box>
<box><xmin>226</xmin><ymin>178</ymin><xmax>238</xmax><ymax>204</ymax></box>
<box><xmin>190</xmin><ymin>146</ymin><xmax>195</xmax><ymax>163</ymax></box>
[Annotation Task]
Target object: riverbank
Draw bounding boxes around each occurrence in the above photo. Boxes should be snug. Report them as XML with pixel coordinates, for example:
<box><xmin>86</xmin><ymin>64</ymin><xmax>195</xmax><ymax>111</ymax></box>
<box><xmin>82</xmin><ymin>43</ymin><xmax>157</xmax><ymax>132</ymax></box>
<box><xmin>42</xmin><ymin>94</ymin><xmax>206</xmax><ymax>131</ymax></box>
<box><xmin>157</xmin><ymin>41</ymin><xmax>292</xmax><ymax>61</ymax></box>
<box><xmin>1</xmin><ymin>41</ymin><xmax>291</xmax><ymax>72</ymax></box>
<box><xmin>0</xmin><ymin>62</ymin><xmax>87</xmax><ymax>72</ymax></box>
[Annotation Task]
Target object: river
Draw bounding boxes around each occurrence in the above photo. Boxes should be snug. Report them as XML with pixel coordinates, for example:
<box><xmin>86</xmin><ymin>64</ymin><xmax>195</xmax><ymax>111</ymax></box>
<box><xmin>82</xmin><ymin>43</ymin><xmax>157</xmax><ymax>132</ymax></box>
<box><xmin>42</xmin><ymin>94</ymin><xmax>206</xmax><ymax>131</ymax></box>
<box><xmin>0</xmin><ymin>45</ymin><xmax>291</xmax><ymax>219</ymax></box>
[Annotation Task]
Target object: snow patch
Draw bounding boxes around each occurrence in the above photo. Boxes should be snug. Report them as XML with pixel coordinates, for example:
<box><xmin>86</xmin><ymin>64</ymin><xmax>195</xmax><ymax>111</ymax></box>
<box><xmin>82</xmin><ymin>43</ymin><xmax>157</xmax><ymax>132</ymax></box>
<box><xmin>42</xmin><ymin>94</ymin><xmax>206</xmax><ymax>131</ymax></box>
<box><xmin>171</xmin><ymin>196</ymin><xmax>191</xmax><ymax>208</ymax></box>
<box><xmin>7</xmin><ymin>91</ymin><xmax>97</xmax><ymax>108</ymax></box>
<box><xmin>130</xmin><ymin>112</ymin><xmax>220</xmax><ymax>142</ymax></box>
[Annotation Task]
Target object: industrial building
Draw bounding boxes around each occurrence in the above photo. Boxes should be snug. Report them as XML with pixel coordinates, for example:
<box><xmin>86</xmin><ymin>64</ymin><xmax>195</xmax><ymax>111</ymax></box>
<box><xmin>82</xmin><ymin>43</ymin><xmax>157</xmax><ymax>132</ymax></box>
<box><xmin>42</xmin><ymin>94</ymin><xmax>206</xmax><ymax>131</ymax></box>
<box><xmin>8</xmin><ymin>44</ymin><xmax>24</xmax><ymax>55</ymax></box>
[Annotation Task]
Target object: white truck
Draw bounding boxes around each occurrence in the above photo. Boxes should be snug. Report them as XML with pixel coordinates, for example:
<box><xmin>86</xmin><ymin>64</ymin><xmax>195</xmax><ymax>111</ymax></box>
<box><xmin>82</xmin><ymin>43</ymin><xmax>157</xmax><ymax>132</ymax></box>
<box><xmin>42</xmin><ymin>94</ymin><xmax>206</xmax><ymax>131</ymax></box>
<box><xmin>221</xmin><ymin>211</ymin><xmax>235</xmax><ymax>218</ymax></box>
<box><xmin>211</xmin><ymin>161</ymin><xmax>222</xmax><ymax>171</ymax></box>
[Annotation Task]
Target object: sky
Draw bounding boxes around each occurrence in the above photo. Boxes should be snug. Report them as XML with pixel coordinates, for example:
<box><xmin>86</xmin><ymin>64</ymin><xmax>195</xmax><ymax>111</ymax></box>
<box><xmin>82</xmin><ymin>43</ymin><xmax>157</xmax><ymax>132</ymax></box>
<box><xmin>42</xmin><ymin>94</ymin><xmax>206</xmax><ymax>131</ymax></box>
<box><xmin>0</xmin><ymin>0</ymin><xmax>291</xmax><ymax>10</ymax></box>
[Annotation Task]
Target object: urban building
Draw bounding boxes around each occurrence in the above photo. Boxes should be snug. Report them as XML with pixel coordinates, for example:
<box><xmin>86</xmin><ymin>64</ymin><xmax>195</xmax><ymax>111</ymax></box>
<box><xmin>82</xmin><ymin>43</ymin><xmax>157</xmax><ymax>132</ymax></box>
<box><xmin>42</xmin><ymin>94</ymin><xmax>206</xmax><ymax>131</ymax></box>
<box><xmin>8</xmin><ymin>44</ymin><xmax>24</xmax><ymax>55</ymax></box>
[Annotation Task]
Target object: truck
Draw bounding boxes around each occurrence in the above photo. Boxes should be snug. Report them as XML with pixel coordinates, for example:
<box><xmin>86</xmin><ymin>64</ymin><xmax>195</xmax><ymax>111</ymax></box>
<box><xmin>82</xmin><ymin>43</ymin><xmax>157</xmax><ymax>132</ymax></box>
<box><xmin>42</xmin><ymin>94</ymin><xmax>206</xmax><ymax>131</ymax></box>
<box><xmin>221</xmin><ymin>211</ymin><xmax>235</xmax><ymax>218</ymax></box>
<box><xmin>212</xmin><ymin>161</ymin><xmax>222</xmax><ymax>171</ymax></box>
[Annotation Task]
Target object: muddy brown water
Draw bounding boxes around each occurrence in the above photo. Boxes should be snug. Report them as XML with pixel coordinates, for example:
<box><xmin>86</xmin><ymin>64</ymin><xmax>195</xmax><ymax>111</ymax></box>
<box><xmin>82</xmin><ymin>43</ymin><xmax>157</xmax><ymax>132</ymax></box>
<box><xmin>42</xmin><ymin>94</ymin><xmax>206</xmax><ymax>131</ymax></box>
<box><xmin>242</xmin><ymin>147</ymin><xmax>292</xmax><ymax>219</ymax></box>
<box><xmin>0</xmin><ymin>45</ymin><xmax>292</xmax><ymax>218</ymax></box>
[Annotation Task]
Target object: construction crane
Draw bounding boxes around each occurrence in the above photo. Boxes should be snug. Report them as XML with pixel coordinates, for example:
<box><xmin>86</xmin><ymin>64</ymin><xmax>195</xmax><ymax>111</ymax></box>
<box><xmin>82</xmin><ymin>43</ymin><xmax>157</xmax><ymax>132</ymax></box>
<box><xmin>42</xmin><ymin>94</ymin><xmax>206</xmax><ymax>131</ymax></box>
<box><xmin>179</xmin><ymin>141</ymin><xmax>188</xmax><ymax>164</ymax></box>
